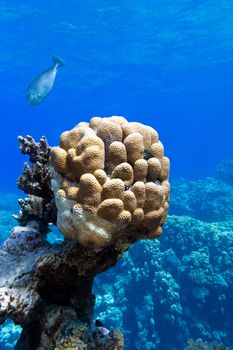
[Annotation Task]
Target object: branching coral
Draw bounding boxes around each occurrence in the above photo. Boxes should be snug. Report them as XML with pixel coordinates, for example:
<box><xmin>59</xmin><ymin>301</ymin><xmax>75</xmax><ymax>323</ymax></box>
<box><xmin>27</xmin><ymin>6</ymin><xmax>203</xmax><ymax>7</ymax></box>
<box><xmin>50</xmin><ymin>116</ymin><xmax>170</xmax><ymax>248</ymax></box>
<box><xmin>17</xmin><ymin>135</ymin><xmax>51</xmax><ymax>197</ymax></box>
<box><xmin>16</xmin><ymin>135</ymin><xmax>57</xmax><ymax>231</ymax></box>
<box><xmin>13</xmin><ymin>195</ymin><xmax>56</xmax><ymax>233</ymax></box>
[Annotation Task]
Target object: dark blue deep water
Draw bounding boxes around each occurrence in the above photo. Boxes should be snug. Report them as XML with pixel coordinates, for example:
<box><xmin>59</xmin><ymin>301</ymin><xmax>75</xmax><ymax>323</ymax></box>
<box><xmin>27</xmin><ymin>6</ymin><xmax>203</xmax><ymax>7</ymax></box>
<box><xmin>0</xmin><ymin>1</ymin><xmax>233</xmax><ymax>349</ymax></box>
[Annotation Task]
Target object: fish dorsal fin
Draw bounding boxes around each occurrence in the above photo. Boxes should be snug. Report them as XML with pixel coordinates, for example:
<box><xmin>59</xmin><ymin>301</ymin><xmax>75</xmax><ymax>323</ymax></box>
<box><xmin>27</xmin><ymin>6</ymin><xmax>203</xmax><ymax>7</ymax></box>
<box><xmin>53</xmin><ymin>55</ymin><xmax>65</xmax><ymax>68</ymax></box>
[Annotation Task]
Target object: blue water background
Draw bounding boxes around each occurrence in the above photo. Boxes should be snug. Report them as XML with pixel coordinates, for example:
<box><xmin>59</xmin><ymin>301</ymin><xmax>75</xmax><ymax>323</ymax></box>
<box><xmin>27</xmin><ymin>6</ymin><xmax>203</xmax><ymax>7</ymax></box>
<box><xmin>0</xmin><ymin>2</ymin><xmax>233</xmax><ymax>349</ymax></box>
<box><xmin>1</xmin><ymin>1</ymin><xmax>233</xmax><ymax>191</ymax></box>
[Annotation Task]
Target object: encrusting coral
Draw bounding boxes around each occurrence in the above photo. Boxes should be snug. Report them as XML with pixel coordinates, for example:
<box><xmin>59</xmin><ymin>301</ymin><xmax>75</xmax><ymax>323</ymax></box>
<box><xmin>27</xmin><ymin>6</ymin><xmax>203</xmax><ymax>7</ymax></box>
<box><xmin>50</xmin><ymin>116</ymin><xmax>170</xmax><ymax>248</ymax></box>
<box><xmin>0</xmin><ymin>116</ymin><xmax>169</xmax><ymax>349</ymax></box>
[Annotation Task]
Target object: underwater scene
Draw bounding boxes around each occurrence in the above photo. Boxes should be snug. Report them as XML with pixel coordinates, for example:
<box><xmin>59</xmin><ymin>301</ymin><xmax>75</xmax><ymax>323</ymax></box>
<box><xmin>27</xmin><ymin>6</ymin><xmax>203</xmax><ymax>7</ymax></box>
<box><xmin>0</xmin><ymin>1</ymin><xmax>233</xmax><ymax>349</ymax></box>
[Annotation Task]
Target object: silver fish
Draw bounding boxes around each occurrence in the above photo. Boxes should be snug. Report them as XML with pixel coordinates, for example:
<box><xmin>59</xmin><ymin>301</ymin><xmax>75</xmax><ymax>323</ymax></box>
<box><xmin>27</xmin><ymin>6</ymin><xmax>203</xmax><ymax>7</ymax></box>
<box><xmin>26</xmin><ymin>56</ymin><xmax>64</xmax><ymax>106</ymax></box>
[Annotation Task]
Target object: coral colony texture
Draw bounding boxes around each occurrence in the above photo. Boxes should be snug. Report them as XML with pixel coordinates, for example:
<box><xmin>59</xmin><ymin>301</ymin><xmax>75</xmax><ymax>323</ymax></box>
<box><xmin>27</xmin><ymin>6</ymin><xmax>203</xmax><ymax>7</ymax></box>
<box><xmin>49</xmin><ymin>116</ymin><xmax>170</xmax><ymax>247</ymax></box>
<box><xmin>0</xmin><ymin>116</ymin><xmax>170</xmax><ymax>349</ymax></box>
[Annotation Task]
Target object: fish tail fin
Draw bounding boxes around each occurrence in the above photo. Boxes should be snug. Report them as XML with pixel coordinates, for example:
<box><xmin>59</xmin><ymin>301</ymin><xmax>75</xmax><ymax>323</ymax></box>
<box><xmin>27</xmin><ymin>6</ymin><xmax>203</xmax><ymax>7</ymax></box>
<box><xmin>53</xmin><ymin>55</ymin><xmax>65</xmax><ymax>68</ymax></box>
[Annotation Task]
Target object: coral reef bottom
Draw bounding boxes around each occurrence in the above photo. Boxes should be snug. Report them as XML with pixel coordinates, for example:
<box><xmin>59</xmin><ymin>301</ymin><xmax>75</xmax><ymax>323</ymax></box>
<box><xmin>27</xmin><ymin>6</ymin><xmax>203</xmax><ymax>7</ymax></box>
<box><xmin>0</xmin><ymin>164</ymin><xmax>233</xmax><ymax>349</ymax></box>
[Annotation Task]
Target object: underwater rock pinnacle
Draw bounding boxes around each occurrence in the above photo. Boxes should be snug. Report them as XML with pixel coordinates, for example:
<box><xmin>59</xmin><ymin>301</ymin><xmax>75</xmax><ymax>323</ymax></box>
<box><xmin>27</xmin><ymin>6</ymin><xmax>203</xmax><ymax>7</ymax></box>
<box><xmin>0</xmin><ymin>116</ymin><xmax>170</xmax><ymax>349</ymax></box>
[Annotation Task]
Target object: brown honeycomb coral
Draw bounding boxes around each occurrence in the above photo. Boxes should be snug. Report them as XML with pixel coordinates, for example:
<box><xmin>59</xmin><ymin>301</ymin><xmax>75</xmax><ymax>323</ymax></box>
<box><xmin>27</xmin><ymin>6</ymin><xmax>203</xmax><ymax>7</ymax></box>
<box><xmin>50</xmin><ymin>116</ymin><xmax>170</xmax><ymax>249</ymax></box>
